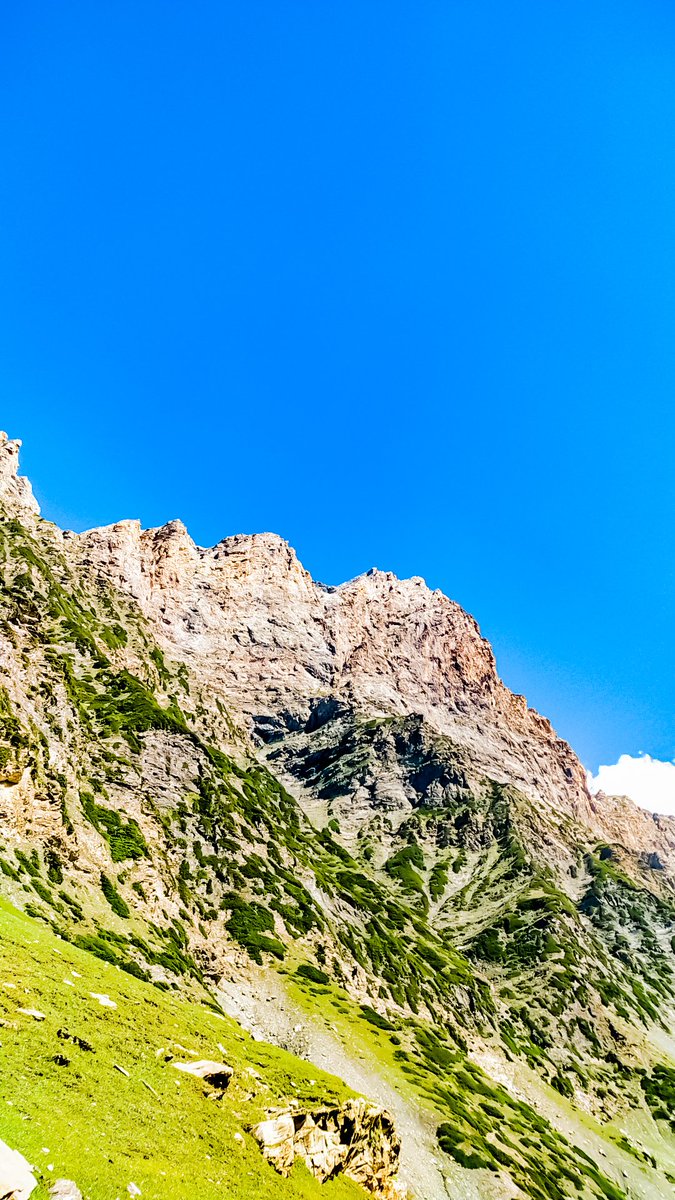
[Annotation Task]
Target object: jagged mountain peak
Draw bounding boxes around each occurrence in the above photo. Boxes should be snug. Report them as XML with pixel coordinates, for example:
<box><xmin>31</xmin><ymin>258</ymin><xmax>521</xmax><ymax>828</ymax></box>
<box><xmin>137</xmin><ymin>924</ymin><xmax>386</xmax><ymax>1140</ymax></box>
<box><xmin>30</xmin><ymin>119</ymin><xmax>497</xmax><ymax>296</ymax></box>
<box><xmin>0</xmin><ymin>431</ymin><xmax>39</xmax><ymax>518</ymax></box>
<box><xmin>211</xmin><ymin>530</ymin><xmax>313</xmax><ymax>583</ymax></box>
<box><xmin>6</xmin><ymin>433</ymin><xmax>670</xmax><ymax>853</ymax></box>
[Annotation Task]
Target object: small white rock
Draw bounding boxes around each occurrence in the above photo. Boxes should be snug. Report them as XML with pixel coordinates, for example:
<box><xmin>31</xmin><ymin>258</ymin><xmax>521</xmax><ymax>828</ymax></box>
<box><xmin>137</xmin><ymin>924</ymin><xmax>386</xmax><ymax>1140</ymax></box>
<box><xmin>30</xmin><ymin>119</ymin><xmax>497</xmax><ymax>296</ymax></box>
<box><xmin>90</xmin><ymin>993</ymin><xmax>117</xmax><ymax>1009</ymax></box>
<box><xmin>49</xmin><ymin>1181</ymin><xmax>83</xmax><ymax>1200</ymax></box>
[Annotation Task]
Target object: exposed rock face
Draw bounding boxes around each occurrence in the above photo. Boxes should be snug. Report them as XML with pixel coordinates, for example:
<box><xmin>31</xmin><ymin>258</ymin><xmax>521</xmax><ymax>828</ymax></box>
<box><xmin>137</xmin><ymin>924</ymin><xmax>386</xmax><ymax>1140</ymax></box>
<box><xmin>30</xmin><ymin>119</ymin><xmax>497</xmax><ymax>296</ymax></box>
<box><xmin>69</xmin><ymin>523</ymin><xmax>586</xmax><ymax>822</ymax></box>
<box><xmin>589</xmin><ymin>789</ymin><xmax>675</xmax><ymax>861</ymax></box>
<box><xmin>250</xmin><ymin>1100</ymin><xmax>405</xmax><ymax>1199</ymax></box>
<box><xmin>68</xmin><ymin>515</ymin><xmax>675</xmax><ymax>870</ymax></box>
<box><xmin>0</xmin><ymin>433</ymin><xmax>39</xmax><ymax>520</ymax></box>
<box><xmin>0</xmin><ymin>423</ymin><xmax>661</xmax><ymax>866</ymax></box>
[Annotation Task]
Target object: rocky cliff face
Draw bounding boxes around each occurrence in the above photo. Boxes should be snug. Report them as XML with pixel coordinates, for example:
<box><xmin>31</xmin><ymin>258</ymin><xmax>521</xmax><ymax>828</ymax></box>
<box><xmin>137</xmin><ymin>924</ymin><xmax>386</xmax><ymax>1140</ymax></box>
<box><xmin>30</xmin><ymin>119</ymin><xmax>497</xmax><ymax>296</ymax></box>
<box><xmin>1</xmin><ymin>432</ymin><xmax>675</xmax><ymax>1200</ymax></box>
<box><xmin>0</xmin><ymin>433</ymin><xmax>39</xmax><ymax>519</ymax></box>
<box><xmin>64</xmin><ymin>457</ymin><xmax>675</xmax><ymax>874</ymax></box>
<box><xmin>73</xmin><ymin>519</ymin><xmax>591</xmax><ymax>819</ymax></box>
<box><xmin>250</xmin><ymin>1100</ymin><xmax>404</xmax><ymax>1199</ymax></box>
<box><xmin>5</xmin><ymin>431</ymin><xmax>669</xmax><ymax>861</ymax></box>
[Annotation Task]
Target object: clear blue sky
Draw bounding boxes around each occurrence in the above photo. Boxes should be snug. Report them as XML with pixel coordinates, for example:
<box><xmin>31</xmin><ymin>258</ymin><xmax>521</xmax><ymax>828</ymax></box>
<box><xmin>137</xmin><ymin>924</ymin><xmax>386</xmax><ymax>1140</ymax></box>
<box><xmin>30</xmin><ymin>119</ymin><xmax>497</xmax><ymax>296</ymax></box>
<box><xmin>1</xmin><ymin>2</ymin><xmax>674</xmax><ymax>772</ymax></box>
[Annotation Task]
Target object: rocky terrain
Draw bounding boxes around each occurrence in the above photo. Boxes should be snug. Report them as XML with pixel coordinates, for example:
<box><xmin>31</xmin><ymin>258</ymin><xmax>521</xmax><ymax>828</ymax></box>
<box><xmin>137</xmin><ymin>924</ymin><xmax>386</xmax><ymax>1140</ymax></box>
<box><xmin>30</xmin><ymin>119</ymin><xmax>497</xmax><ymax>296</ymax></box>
<box><xmin>0</xmin><ymin>431</ymin><xmax>674</xmax><ymax>1200</ymax></box>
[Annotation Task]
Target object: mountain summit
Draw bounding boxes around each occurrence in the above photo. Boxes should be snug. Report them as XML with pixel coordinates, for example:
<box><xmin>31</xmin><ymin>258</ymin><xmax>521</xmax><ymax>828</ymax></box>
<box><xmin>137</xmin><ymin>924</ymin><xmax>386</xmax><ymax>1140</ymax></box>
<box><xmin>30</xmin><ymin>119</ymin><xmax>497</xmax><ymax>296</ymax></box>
<box><xmin>0</xmin><ymin>435</ymin><xmax>674</xmax><ymax>1200</ymax></box>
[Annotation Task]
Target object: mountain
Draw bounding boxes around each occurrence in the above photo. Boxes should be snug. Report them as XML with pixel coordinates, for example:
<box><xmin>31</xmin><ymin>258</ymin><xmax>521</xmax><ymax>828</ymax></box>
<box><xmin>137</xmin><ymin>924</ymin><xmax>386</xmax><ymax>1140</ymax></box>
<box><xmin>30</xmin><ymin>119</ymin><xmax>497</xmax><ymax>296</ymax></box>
<box><xmin>0</xmin><ymin>430</ymin><xmax>674</xmax><ymax>1200</ymax></box>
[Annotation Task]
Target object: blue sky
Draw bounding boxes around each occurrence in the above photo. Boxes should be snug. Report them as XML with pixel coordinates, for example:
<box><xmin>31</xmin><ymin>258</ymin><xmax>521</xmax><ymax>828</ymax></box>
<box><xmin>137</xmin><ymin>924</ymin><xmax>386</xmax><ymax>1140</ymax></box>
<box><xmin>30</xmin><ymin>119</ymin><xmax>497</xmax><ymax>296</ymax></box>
<box><xmin>1</xmin><ymin>2</ymin><xmax>674</xmax><ymax>779</ymax></box>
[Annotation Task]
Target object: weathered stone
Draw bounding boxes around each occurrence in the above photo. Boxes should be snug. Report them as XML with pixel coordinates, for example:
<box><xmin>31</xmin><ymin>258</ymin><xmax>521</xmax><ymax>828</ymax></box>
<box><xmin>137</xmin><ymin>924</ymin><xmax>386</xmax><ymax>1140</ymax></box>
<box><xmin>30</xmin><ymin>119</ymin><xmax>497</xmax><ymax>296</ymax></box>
<box><xmin>250</xmin><ymin>1099</ymin><xmax>405</xmax><ymax>1199</ymax></box>
<box><xmin>0</xmin><ymin>1138</ymin><xmax>37</xmax><ymax>1200</ymax></box>
<box><xmin>171</xmin><ymin>1059</ymin><xmax>233</xmax><ymax>1090</ymax></box>
<box><xmin>250</xmin><ymin>1112</ymin><xmax>295</xmax><ymax>1174</ymax></box>
<box><xmin>49</xmin><ymin>1181</ymin><xmax>83</xmax><ymax>1200</ymax></box>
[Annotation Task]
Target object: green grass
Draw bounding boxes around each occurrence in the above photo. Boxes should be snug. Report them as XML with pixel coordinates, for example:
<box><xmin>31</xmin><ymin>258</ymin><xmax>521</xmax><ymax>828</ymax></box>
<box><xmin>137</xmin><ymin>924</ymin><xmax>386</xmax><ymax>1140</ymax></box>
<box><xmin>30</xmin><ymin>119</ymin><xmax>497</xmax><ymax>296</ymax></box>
<box><xmin>0</xmin><ymin>900</ymin><xmax>363</xmax><ymax>1200</ymax></box>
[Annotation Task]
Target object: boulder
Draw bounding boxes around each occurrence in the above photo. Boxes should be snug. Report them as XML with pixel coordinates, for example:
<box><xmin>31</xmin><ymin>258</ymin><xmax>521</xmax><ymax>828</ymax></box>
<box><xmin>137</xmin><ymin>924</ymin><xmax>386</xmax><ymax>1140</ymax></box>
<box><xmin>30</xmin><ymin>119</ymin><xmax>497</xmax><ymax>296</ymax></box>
<box><xmin>250</xmin><ymin>1098</ymin><xmax>405</xmax><ymax>1199</ymax></box>
<box><xmin>249</xmin><ymin>1113</ymin><xmax>295</xmax><ymax>1175</ymax></box>
<box><xmin>49</xmin><ymin>1182</ymin><xmax>82</xmax><ymax>1200</ymax></box>
<box><xmin>171</xmin><ymin>1060</ymin><xmax>233</xmax><ymax>1090</ymax></box>
<box><xmin>0</xmin><ymin>1138</ymin><xmax>37</xmax><ymax>1200</ymax></box>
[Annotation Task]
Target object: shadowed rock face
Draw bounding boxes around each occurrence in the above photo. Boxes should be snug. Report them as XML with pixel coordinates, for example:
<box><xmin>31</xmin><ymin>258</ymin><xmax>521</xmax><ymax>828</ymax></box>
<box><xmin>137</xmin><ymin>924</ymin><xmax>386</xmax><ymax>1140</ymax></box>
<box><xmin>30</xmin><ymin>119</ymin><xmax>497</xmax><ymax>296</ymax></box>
<box><xmin>263</xmin><ymin>710</ymin><xmax>517</xmax><ymax>859</ymax></box>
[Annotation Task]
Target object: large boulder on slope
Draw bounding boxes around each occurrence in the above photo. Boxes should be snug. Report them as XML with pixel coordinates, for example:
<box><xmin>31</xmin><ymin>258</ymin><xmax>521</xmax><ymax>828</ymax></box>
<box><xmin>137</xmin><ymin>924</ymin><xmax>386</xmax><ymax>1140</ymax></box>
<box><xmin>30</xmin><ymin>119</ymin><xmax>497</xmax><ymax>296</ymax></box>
<box><xmin>250</xmin><ymin>1098</ymin><xmax>406</xmax><ymax>1199</ymax></box>
<box><xmin>0</xmin><ymin>1139</ymin><xmax>37</xmax><ymax>1200</ymax></box>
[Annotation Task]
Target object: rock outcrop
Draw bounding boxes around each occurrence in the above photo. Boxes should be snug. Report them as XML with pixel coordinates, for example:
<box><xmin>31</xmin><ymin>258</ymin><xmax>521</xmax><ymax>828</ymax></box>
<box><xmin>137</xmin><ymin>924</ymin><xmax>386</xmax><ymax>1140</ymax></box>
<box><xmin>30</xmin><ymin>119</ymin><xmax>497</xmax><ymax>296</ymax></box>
<box><xmin>0</xmin><ymin>433</ymin><xmax>39</xmax><ymax>521</ymax></box>
<box><xmin>250</xmin><ymin>1100</ymin><xmax>405</xmax><ymax>1199</ymax></box>
<box><xmin>48</xmin><ymin>1183</ymin><xmax>83</xmax><ymax>1200</ymax></box>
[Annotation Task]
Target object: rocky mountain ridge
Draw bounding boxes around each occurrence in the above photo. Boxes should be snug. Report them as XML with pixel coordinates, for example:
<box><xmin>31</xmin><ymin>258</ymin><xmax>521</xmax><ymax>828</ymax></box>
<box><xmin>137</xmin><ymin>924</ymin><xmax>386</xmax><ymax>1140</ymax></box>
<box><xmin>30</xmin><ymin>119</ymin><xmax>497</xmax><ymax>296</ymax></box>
<box><xmin>1</xmin><ymin>431</ymin><xmax>675</xmax><ymax>1200</ymax></box>
<box><xmin>7</xmin><ymin>432</ymin><xmax>670</xmax><ymax>860</ymax></box>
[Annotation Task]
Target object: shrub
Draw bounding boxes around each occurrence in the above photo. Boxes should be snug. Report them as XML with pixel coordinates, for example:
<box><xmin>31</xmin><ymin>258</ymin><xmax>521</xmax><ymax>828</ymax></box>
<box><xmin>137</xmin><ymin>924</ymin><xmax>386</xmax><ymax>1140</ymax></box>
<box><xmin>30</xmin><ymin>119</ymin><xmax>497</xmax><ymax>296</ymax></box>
<box><xmin>296</xmin><ymin>963</ymin><xmax>330</xmax><ymax>986</ymax></box>
<box><xmin>360</xmin><ymin>1005</ymin><xmax>395</xmax><ymax>1031</ymax></box>
<box><xmin>81</xmin><ymin>792</ymin><xmax>148</xmax><ymax>862</ymax></box>
<box><xmin>429</xmin><ymin>862</ymin><xmax>449</xmax><ymax>902</ymax></box>
<box><xmin>222</xmin><ymin>893</ymin><xmax>285</xmax><ymax>965</ymax></box>
<box><xmin>100</xmin><ymin>873</ymin><xmax>130</xmax><ymax>918</ymax></box>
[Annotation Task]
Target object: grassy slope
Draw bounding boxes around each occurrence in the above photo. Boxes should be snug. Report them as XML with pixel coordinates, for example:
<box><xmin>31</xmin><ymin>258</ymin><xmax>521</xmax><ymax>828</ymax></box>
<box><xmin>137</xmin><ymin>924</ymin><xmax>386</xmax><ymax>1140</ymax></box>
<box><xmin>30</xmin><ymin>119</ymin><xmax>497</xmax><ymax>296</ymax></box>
<box><xmin>284</xmin><ymin>968</ymin><xmax>675</xmax><ymax>1200</ymax></box>
<box><xmin>0</xmin><ymin>899</ymin><xmax>363</xmax><ymax>1200</ymax></box>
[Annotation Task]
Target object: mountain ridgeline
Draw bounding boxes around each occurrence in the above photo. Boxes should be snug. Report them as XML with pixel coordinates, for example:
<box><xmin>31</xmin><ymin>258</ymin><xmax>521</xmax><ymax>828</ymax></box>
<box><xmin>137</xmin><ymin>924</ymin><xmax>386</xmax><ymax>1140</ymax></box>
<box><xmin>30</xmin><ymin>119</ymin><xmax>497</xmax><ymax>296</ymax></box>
<box><xmin>0</xmin><ymin>432</ymin><xmax>674</xmax><ymax>1200</ymax></box>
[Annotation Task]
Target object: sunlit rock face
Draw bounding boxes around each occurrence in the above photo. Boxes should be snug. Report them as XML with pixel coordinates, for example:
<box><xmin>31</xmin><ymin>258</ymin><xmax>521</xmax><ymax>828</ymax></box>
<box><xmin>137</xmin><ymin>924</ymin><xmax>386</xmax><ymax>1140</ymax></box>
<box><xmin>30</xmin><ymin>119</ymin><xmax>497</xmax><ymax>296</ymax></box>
<box><xmin>0</xmin><ymin>433</ymin><xmax>40</xmax><ymax>519</ymax></box>
<box><xmin>69</xmin><ymin>505</ymin><xmax>674</xmax><ymax>866</ymax></box>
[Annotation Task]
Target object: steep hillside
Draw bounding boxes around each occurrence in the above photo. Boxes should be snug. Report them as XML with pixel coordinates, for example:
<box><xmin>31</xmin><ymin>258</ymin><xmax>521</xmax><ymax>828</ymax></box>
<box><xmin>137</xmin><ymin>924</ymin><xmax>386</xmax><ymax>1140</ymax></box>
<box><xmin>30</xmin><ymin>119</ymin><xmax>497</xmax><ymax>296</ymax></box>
<box><xmin>1</xmin><ymin>432</ymin><xmax>674</xmax><ymax>1200</ymax></box>
<box><xmin>0</xmin><ymin>897</ymin><xmax>367</xmax><ymax>1200</ymax></box>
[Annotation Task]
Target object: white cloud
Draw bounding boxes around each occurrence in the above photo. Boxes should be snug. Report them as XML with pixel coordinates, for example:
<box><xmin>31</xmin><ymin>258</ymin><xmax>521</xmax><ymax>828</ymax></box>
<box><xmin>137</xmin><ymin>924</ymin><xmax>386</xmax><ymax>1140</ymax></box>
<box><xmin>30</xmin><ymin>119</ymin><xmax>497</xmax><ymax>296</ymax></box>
<box><xmin>587</xmin><ymin>754</ymin><xmax>675</xmax><ymax>816</ymax></box>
